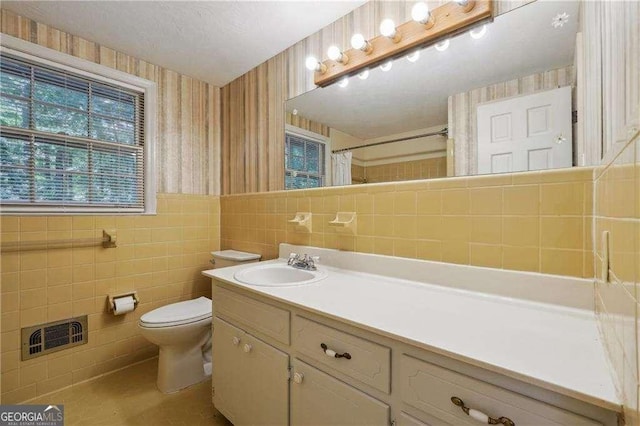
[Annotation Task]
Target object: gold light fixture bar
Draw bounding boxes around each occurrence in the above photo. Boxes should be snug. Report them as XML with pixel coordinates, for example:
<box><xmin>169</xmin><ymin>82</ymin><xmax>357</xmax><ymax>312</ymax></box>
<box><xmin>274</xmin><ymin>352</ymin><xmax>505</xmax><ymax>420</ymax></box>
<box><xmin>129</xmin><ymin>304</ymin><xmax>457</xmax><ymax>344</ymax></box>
<box><xmin>314</xmin><ymin>0</ymin><xmax>493</xmax><ymax>87</ymax></box>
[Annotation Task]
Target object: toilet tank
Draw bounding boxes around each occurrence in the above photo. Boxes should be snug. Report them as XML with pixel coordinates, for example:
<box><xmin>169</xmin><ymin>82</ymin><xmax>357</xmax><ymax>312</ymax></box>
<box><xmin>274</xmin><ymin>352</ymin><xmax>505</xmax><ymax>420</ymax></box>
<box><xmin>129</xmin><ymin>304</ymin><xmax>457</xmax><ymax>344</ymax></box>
<box><xmin>211</xmin><ymin>250</ymin><xmax>261</xmax><ymax>269</ymax></box>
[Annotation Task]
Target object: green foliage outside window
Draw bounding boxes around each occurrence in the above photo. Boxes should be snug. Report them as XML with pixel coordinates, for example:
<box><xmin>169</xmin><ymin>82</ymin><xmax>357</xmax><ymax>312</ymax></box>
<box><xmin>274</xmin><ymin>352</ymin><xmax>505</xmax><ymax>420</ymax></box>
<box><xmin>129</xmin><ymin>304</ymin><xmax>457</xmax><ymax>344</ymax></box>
<box><xmin>0</xmin><ymin>53</ymin><xmax>144</xmax><ymax>208</ymax></box>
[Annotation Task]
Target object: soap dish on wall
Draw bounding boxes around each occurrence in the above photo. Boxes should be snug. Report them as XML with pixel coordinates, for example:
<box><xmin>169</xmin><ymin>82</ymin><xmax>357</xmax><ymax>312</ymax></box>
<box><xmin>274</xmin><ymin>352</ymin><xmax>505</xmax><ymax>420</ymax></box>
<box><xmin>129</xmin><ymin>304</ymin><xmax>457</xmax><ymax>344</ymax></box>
<box><xmin>329</xmin><ymin>212</ymin><xmax>357</xmax><ymax>235</ymax></box>
<box><xmin>288</xmin><ymin>212</ymin><xmax>312</xmax><ymax>233</ymax></box>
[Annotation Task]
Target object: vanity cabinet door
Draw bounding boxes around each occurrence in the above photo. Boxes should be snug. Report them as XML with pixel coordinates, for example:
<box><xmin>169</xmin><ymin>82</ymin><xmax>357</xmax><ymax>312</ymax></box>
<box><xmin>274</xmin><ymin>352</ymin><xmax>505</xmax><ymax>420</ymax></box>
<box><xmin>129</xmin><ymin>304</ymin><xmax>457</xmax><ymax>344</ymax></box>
<box><xmin>213</xmin><ymin>317</ymin><xmax>246</xmax><ymax>424</ymax></box>
<box><xmin>291</xmin><ymin>359</ymin><xmax>389</xmax><ymax>425</ymax></box>
<box><xmin>213</xmin><ymin>317</ymin><xmax>289</xmax><ymax>425</ymax></box>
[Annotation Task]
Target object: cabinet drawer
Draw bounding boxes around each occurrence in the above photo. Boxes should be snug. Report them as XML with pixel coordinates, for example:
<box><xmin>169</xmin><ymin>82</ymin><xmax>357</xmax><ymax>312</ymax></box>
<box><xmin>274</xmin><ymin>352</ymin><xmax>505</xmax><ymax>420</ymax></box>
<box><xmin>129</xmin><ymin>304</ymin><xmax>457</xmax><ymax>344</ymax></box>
<box><xmin>291</xmin><ymin>359</ymin><xmax>389</xmax><ymax>425</ymax></box>
<box><xmin>214</xmin><ymin>285</ymin><xmax>290</xmax><ymax>344</ymax></box>
<box><xmin>400</xmin><ymin>355</ymin><xmax>601</xmax><ymax>426</ymax></box>
<box><xmin>292</xmin><ymin>315</ymin><xmax>390</xmax><ymax>393</ymax></box>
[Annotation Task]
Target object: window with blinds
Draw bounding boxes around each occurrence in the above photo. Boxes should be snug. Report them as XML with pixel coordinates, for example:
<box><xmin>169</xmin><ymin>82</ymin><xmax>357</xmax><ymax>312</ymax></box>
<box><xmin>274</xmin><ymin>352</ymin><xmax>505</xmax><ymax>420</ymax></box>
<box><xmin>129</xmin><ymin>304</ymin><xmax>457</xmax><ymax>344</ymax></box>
<box><xmin>0</xmin><ymin>52</ymin><xmax>146</xmax><ymax>212</ymax></box>
<box><xmin>285</xmin><ymin>132</ymin><xmax>326</xmax><ymax>189</ymax></box>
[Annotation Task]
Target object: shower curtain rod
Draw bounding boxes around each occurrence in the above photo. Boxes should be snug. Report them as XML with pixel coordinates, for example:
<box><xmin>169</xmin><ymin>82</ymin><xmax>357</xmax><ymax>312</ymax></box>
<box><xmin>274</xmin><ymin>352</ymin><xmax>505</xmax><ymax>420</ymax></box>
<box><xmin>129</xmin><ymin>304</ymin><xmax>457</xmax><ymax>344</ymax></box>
<box><xmin>331</xmin><ymin>128</ymin><xmax>448</xmax><ymax>154</ymax></box>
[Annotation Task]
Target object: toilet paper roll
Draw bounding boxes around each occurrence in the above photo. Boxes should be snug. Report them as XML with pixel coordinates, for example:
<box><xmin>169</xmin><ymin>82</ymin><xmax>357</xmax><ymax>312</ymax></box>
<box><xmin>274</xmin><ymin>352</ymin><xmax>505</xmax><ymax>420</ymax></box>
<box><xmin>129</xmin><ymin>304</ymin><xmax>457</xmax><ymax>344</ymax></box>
<box><xmin>113</xmin><ymin>295</ymin><xmax>135</xmax><ymax>315</ymax></box>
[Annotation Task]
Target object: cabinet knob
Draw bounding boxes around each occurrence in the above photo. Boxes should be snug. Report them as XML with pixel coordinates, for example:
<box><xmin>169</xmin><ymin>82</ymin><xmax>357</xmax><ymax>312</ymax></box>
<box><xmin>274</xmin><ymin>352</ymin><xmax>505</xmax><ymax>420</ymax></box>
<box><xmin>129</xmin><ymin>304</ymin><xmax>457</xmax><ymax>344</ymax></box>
<box><xmin>293</xmin><ymin>372</ymin><xmax>304</xmax><ymax>384</ymax></box>
<box><xmin>232</xmin><ymin>336</ymin><xmax>241</xmax><ymax>346</ymax></box>
<box><xmin>243</xmin><ymin>343</ymin><xmax>252</xmax><ymax>353</ymax></box>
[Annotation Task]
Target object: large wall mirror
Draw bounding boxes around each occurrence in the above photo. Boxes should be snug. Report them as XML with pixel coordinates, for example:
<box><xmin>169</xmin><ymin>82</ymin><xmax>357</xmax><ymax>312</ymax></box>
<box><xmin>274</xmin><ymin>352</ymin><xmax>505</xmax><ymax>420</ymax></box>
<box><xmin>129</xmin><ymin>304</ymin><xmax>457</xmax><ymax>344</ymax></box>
<box><xmin>283</xmin><ymin>0</ymin><xmax>587</xmax><ymax>189</ymax></box>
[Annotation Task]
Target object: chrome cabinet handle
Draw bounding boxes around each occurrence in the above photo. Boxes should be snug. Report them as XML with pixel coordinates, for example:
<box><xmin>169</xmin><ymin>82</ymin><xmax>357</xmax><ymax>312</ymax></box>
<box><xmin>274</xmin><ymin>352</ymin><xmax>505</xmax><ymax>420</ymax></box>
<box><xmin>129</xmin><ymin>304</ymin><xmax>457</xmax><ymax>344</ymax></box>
<box><xmin>320</xmin><ymin>343</ymin><xmax>351</xmax><ymax>359</ymax></box>
<box><xmin>451</xmin><ymin>397</ymin><xmax>515</xmax><ymax>426</ymax></box>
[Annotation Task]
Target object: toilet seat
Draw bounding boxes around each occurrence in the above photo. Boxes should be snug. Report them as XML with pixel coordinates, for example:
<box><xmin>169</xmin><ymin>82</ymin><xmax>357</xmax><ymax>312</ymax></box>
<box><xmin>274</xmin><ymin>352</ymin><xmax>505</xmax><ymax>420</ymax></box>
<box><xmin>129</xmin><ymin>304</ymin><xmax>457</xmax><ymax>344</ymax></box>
<box><xmin>140</xmin><ymin>296</ymin><xmax>212</xmax><ymax>328</ymax></box>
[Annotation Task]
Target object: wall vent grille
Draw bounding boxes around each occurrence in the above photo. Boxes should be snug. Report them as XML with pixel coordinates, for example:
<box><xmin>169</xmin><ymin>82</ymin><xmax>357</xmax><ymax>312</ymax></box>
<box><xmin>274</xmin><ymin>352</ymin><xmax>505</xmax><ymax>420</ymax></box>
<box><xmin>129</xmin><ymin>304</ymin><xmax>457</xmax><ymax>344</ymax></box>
<box><xmin>21</xmin><ymin>316</ymin><xmax>88</xmax><ymax>360</ymax></box>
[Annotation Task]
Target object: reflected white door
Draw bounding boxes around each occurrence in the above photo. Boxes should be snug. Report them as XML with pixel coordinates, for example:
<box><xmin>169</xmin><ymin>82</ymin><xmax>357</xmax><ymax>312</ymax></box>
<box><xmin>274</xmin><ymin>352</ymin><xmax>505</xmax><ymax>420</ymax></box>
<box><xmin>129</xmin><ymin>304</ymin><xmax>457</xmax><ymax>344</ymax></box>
<box><xmin>477</xmin><ymin>86</ymin><xmax>572</xmax><ymax>174</ymax></box>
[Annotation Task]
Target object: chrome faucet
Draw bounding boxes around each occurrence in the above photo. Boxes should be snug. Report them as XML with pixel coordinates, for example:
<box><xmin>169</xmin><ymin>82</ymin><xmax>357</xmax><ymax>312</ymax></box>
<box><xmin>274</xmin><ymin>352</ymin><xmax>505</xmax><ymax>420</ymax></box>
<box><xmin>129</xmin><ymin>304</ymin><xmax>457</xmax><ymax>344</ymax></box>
<box><xmin>287</xmin><ymin>253</ymin><xmax>319</xmax><ymax>271</ymax></box>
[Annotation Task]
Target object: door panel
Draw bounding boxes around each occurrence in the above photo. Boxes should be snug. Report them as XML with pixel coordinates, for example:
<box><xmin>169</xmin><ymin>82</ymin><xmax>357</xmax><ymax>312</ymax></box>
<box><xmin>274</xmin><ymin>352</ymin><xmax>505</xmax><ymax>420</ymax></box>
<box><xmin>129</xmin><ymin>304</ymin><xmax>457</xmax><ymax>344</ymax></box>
<box><xmin>478</xmin><ymin>86</ymin><xmax>572</xmax><ymax>174</ymax></box>
<box><xmin>213</xmin><ymin>317</ymin><xmax>289</xmax><ymax>425</ymax></box>
<box><xmin>242</xmin><ymin>332</ymin><xmax>289</xmax><ymax>425</ymax></box>
<box><xmin>213</xmin><ymin>317</ymin><xmax>245</xmax><ymax>424</ymax></box>
<box><xmin>291</xmin><ymin>359</ymin><xmax>389</xmax><ymax>425</ymax></box>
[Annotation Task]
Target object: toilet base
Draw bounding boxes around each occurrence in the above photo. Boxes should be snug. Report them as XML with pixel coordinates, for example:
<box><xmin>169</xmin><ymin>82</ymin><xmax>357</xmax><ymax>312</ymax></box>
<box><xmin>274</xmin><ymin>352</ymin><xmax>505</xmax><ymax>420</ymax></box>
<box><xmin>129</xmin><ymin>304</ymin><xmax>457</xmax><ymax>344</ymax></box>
<box><xmin>157</xmin><ymin>342</ymin><xmax>210</xmax><ymax>393</ymax></box>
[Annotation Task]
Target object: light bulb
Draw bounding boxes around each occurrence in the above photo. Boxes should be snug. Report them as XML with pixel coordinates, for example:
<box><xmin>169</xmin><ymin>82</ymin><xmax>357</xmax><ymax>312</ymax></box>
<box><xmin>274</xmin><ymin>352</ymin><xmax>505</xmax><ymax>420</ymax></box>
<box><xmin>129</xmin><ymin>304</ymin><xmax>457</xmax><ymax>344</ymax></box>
<box><xmin>305</xmin><ymin>56</ymin><xmax>319</xmax><ymax>71</ymax></box>
<box><xmin>470</xmin><ymin>25</ymin><xmax>487</xmax><ymax>39</ymax></box>
<box><xmin>380</xmin><ymin>60</ymin><xmax>393</xmax><ymax>72</ymax></box>
<box><xmin>435</xmin><ymin>39</ymin><xmax>450</xmax><ymax>51</ymax></box>
<box><xmin>455</xmin><ymin>0</ymin><xmax>475</xmax><ymax>12</ymax></box>
<box><xmin>407</xmin><ymin>51</ymin><xmax>420</xmax><ymax>63</ymax></box>
<box><xmin>350</xmin><ymin>33</ymin><xmax>373</xmax><ymax>54</ymax></box>
<box><xmin>337</xmin><ymin>77</ymin><xmax>349</xmax><ymax>88</ymax></box>
<box><xmin>351</xmin><ymin>33</ymin><xmax>365</xmax><ymax>49</ymax></box>
<box><xmin>327</xmin><ymin>45</ymin><xmax>348</xmax><ymax>64</ymax></box>
<box><xmin>305</xmin><ymin>56</ymin><xmax>327</xmax><ymax>73</ymax></box>
<box><xmin>411</xmin><ymin>2</ymin><xmax>432</xmax><ymax>25</ymax></box>
<box><xmin>380</xmin><ymin>19</ymin><xmax>398</xmax><ymax>38</ymax></box>
<box><xmin>358</xmin><ymin>70</ymin><xmax>369</xmax><ymax>80</ymax></box>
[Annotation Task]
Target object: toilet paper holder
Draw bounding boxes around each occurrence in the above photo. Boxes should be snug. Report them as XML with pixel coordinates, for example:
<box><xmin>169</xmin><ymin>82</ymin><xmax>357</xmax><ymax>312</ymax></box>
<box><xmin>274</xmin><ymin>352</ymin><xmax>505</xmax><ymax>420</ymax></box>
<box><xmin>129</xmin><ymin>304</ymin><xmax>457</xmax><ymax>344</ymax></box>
<box><xmin>108</xmin><ymin>291</ymin><xmax>139</xmax><ymax>313</ymax></box>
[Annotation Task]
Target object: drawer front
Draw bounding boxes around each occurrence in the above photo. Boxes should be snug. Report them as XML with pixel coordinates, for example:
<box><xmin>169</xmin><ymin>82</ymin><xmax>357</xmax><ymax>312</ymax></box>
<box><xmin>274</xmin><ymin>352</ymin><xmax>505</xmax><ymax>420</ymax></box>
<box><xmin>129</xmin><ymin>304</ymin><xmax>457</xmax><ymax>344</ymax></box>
<box><xmin>399</xmin><ymin>412</ymin><xmax>431</xmax><ymax>426</ymax></box>
<box><xmin>291</xmin><ymin>359</ymin><xmax>390</xmax><ymax>425</ymax></box>
<box><xmin>400</xmin><ymin>355</ymin><xmax>601</xmax><ymax>426</ymax></box>
<box><xmin>214</xmin><ymin>285</ymin><xmax>290</xmax><ymax>344</ymax></box>
<box><xmin>292</xmin><ymin>316</ymin><xmax>391</xmax><ymax>393</ymax></box>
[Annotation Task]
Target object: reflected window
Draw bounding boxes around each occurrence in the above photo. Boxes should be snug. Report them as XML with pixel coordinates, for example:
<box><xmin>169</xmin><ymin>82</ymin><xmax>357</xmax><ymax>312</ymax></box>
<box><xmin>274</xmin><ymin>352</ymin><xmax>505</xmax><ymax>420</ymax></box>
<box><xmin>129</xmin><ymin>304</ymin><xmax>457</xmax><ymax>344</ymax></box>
<box><xmin>285</xmin><ymin>132</ymin><xmax>325</xmax><ymax>189</ymax></box>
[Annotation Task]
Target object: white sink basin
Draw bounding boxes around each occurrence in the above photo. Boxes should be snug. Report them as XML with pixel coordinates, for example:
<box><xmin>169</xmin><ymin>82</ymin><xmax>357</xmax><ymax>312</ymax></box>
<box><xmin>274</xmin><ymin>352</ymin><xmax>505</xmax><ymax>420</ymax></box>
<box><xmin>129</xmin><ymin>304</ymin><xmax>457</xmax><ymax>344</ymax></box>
<box><xmin>233</xmin><ymin>263</ymin><xmax>328</xmax><ymax>287</ymax></box>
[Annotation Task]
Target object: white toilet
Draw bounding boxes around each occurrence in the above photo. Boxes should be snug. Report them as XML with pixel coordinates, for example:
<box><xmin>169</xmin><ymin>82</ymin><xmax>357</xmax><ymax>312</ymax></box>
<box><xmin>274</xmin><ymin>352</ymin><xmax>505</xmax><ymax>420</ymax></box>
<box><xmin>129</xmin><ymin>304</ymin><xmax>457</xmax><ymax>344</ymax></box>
<box><xmin>138</xmin><ymin>250</ymin><xmax>260</xmax><ymax>393</ymax></box>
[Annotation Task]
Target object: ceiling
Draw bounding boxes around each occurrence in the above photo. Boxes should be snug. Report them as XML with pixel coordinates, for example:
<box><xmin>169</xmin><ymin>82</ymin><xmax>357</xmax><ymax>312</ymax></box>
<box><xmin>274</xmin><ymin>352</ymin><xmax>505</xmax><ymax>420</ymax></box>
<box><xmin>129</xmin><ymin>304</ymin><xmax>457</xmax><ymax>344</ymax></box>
<box><xmin>286</xmin><ymin>0</ymin><xmax>580</xmax><ymax>140</ymax></box>
<box><xmin>1</xmin><ymin>1</ymin><xmax>366</xmax><ymax>86</ymax></box>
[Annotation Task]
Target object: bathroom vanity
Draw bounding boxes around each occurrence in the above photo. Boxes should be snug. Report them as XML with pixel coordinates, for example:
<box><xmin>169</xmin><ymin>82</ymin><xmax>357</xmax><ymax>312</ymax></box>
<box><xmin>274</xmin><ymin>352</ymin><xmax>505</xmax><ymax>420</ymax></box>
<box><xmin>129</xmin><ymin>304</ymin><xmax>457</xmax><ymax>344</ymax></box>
<box><xmin>203</xmin><ymin>244</ymin><xmax>621</xmax><ymax>426</ymax></box>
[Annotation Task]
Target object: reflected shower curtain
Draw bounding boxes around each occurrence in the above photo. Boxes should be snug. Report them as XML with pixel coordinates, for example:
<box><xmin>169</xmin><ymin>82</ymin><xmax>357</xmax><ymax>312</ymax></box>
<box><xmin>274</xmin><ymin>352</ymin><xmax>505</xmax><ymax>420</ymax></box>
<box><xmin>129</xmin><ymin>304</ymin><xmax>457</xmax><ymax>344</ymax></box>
<box><xmin>331</xmin><ymin>152</ymin><xmax>352</xmax><ymax>186</ymax></box>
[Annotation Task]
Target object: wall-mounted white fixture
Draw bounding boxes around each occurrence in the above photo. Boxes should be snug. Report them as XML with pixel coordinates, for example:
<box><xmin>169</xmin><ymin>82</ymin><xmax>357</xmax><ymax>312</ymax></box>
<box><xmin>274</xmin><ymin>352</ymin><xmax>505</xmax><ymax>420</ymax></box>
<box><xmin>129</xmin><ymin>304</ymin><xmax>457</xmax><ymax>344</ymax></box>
<box><xmin>288</xmin><ymin>212</ymin><xmax>313</xmax><ymax>233</ymax></box>
<box><xmin>337</xmin><ymin>77</ymin><xmax>349</xmax><ymax>88</ymax></box>
<box><xmin>470</xmin><ymin>24</ymin><xmax>487</xmax><ymax>39</ymax></box>
<box><xmin>380</xmin><ymin>19</ymin><xmax>402</xmax><ymax>43</ymax></box>
<box><xmin>435</xmin><ymin>39</ymin><xmax>450</xmax><ymax>52</ymax></box>
<box><xmin>358</xmin><ymin>70</ymin><xmax>370</xmax><ymax>80</ymax></box>
<box><xmin>350</xmin><ymin>33</ymin><xmax>373</xmax><ymax>54</ymax></box>
<box><xmin>412</xmin><ymin>2</ymin><xmax>435</xmax><ymax>29</ymax></box>
<box><xmin>407</xmin><ymin>50</ymin><xmax>420</xmax><ymax>62</ymax></box>
<box><xmin>455</xmin><ymin>0</ymin><xmax>476</xmax><ymax>13</ymax></box>
<box><xmin>305</xmin><ymin>56</ymin><xmax>327</xmax><ymax>73</ymax></box>
<box><xmin>601</xmin><ymin>230</ymin><xmax>610</xmax><ymax>283</ymax></box>
<box><xmin>380</xmin><ymin>60</ymin><xmax>393</xmax><ymax>72</ymax></box>
<box><xmin>329</xmin><ymin>212</ymin><xmax>357</xmax><ymax>235</ymax></box>
<box><xmin>327</xmin><ymin>45</ymin><xmax>349</xmax><ymax>64</ymax></box>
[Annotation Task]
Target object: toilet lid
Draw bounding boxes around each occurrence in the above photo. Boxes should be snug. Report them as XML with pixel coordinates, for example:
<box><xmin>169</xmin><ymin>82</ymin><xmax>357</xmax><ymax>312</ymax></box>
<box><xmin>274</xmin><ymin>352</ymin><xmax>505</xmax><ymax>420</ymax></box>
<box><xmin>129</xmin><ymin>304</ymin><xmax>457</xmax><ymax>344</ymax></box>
<box><xmin>140</xmin><ymin>296</ymin><xmax>212</xmax><ymax>327</ymax></box>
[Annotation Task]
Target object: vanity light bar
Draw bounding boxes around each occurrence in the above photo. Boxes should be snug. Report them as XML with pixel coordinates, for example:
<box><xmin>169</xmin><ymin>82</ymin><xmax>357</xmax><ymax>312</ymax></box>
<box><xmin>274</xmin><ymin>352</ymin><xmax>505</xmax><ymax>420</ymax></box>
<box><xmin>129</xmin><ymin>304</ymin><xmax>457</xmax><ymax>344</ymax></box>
<box><xmin>311</xmin><ymin>0</ymin><xmax>492</xmax><ymax>87</ymax></box>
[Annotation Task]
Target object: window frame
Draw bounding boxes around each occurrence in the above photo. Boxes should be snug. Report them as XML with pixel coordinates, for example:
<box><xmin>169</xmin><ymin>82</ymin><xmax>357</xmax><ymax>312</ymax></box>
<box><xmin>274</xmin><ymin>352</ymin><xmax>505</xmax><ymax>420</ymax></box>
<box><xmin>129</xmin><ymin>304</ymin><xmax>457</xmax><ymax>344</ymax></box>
<box><xmin>284</xmin><ymin>124</ymin><xmax>331</xmax><ymax>189</ymax></box>
<box><xmin>0</xmin><ymin>34</ymin><xmax>157</xmax><ymax>215</ymax></box>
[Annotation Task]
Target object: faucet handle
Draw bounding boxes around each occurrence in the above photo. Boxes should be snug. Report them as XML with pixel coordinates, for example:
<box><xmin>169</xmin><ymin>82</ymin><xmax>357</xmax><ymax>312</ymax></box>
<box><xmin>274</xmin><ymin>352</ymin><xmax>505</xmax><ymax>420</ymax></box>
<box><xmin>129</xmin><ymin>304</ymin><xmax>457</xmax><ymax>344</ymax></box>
<box><xmin>311</xmin><ymin>256</ymin><xmax>320</xmax><ymax>264</ymax></box>
<box><xmin>288</xmin><ymin>252</ymin><xmax>299</xmax><ymax>265</ymax></box>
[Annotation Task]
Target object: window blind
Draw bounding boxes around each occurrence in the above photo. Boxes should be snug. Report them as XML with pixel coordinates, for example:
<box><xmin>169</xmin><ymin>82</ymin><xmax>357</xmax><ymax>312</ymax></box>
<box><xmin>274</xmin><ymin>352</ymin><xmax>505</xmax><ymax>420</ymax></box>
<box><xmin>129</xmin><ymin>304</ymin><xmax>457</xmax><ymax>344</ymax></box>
<box><xmin>285</xmin><ymin>132</ymin><xmax>325</xmax><ymax>189</ymax></box>
<box><xmin>0</xmin><ymin>52</ymin><xmax>145</xmax><ymax>212</ymax></box>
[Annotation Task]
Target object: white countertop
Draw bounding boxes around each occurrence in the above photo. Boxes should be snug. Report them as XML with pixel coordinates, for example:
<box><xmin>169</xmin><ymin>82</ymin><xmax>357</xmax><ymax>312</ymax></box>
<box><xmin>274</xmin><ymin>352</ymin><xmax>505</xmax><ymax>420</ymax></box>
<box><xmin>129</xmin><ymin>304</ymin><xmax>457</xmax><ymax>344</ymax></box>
<box><xmin>203</xmin><ymin>255</ymin><xmax>619</xmax><ymax>413</ymax></box>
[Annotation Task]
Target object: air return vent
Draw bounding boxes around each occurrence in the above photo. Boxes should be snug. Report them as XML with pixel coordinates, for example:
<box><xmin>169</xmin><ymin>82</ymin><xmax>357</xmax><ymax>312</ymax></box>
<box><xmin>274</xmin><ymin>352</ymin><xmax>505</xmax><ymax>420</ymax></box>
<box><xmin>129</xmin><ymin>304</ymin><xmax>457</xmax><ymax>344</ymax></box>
<box><xmin>21</xmin><ymin>316</ymin><xmax>88</xmax><ymax>360</ymax></box>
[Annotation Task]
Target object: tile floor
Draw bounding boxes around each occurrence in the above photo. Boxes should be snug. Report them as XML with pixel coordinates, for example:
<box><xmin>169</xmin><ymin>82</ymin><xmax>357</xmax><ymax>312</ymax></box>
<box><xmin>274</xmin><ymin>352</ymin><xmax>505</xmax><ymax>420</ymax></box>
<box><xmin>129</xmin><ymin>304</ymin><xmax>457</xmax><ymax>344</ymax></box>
<box><xmin>29</xmin><ymin>358</ymin><xmax>231</xmax><ymax>426</ymax></box>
